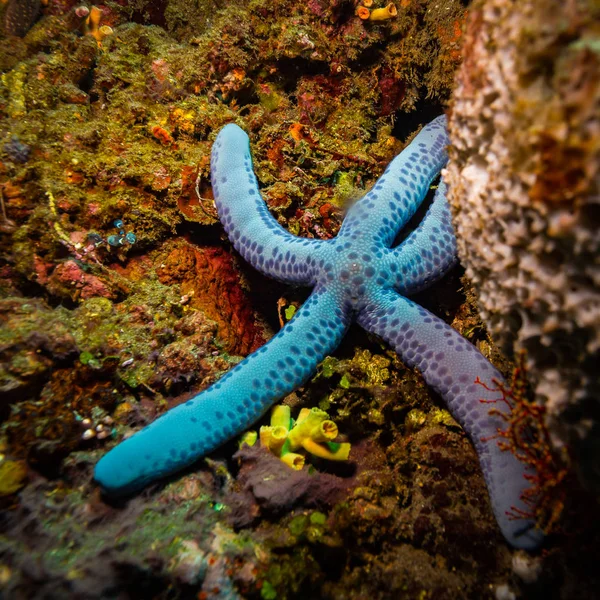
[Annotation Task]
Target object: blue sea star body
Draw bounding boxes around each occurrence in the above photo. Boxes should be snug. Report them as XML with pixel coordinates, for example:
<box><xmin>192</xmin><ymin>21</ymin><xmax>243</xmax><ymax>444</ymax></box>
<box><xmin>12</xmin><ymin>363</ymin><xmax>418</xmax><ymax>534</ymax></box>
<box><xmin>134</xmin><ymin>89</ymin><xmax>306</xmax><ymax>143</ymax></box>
<box><xmin>94</xmin><ymin>116</ymin><xmax>543</xmax><ymax>550</ymax></box>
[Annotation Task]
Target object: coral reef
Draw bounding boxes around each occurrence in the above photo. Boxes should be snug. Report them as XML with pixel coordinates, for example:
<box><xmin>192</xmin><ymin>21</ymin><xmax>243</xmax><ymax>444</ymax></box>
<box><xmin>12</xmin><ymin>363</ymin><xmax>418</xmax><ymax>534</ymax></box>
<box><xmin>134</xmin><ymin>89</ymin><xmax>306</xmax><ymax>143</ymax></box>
<box><xmin>445</xmin><ymin>0</ymin><xmax>600</xmax><ymax>489</ymax></box>
<box><xmin>2</xmin><ymin>0</ymin><xmax>40</xmax><ymax>37</ymax></box>
<box><xmin>156</xmin><ymin>240</ymin><xmax>266</xmax><ymax>356</ymax></box>
<box><xmin>0</xmin><ymin>0</ymin><xmax>599</xmax><ymax>597</ymax></box>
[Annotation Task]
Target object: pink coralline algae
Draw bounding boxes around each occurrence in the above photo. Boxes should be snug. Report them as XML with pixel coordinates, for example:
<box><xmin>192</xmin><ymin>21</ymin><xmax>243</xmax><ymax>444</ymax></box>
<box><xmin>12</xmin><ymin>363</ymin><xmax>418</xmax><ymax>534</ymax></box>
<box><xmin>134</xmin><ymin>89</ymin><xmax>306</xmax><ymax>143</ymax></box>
<box><xmin>47</xmin><ymin>260</ymin><xmax>114</xmax><ymax>301</ymax></box>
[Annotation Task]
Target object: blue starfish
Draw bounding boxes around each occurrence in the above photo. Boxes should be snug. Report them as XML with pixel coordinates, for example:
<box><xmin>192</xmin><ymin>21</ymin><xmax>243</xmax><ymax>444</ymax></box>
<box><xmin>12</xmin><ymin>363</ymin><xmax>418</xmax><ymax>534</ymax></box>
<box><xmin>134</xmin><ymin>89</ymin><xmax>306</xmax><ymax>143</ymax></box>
<box><xmin>94</xmin><ymin>116</ymin><xmax>543</xmax><ymax>550</ymax></box>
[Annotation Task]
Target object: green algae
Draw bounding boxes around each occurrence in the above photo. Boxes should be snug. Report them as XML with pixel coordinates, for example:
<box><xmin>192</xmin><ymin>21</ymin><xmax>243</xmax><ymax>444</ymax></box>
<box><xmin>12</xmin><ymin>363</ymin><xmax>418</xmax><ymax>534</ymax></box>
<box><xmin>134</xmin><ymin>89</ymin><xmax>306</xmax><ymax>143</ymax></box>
<box><xmin>284</xmin><ymin>305</ymin><xmax>296</xmax><ymax>321</ymax></box>
<box><xmin>0</xmin><ymin>0</ymin><xmax>465</xmax><ymax>257</ymax></box>
<box><xmin>260</xmin><ymin>580</ymin><xmax>277</xmax><ymax>600</ymax></box>
<box><xmin>309</xmin><ymin>511</ymin><xmax>326</xmax><ymax>526</ymax></box>
<box><xmin>0</xmin><ymin>272</ymin><xmax>242</xmax><ymax>460</ymax></box>
<box><xmin>1</xmin><ymin>480</ymin><xmax>254</xmax><ymax>584</ymax></box>
<box><xmin>1</xmin><ymin>62</ymin><xmax>27</xmax><ymax>118</ymax></box>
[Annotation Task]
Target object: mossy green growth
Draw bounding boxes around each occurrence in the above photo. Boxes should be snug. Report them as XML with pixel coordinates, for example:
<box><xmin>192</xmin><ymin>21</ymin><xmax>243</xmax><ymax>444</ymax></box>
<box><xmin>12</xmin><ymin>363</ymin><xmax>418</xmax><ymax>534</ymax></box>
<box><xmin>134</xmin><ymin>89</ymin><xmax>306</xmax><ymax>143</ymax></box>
<box><xmin>67</xmin><ymin>280</ymin><xmax>181</xmax><ymax>389</ymax></box>
<box><xmin>78</xmin><ymin>351</ymin><xmax>102</xmax><ymax>370</ymax></box>
<box><xmin>319</xmin><ymin>356</ymin><xmax>337</xmax><ymax>379</ymax></box>
<box><xmin>288</xmin><ymin>514</ymin><xmax>310</xmax><ymax>538</ymax></box>
<box><xmin>314</xmin><ymin>350</ymin><xmax>390</xmax><ymax>392</ymax></box>
<box><xmin>429</xmin><ymin>407</ymin><xmax>459</xmax><ymax>428</ymax></box>
<box><xmin>318</xmin><ymin>397</ymin><xmax>331</xmax><ymax>411</ymax></box>
<box><xmin>261</xmin><ymin>580</ymin><xmax>277</xmax><ymax>600</ymax></box>
<box><xmin>405</xmin><ymin>408</ymin><xmax>427</xmax><ymax>432</ymax></box>
<box><xmin>1</xmin><ymin>61</ymin><xmax>27</xmax><ymax>118</ymax></box>
<box><xmin>310</xmin><ymin>511</ymin><xmax>326</xmax><ymax>526</ymax></box>
<box><xmin>287</xmin><ymin>220</ymin><xmax>300</xmax><ymax>236</ymax></box>
<box><xmin>3</xmin><ymin>481</ymin><xmax>259</xmax><ymax>586</ymax></box>
<box><xmin>339</xmin><ymin>374</ymin><xmax>350</xmax><ymax>389</ymax></box>
<box><xmin>260</xmin><ymin>544</ymin><xmax>323</xmax><ymax>600</ymax></box>
<box><xmin>117</xmin><ymin>361</ymin><xmax>157</xmax><ymax>389</ymax></box>
<box><xmin>332</xmin><ymin>171</ymin><xmax>362</xmax><ymax>208</ymax></box>
<box><xmin>0</xmin><ymin>459</ymin><xmax>27</xmax><ymax>496</ymax></box>
<box><xmin>367</xmin><ymin>408</ymin><xmax>385</xmax><ymax>426</ymax></box>
<box><xmin>257</xmin><ymin>82</ymin><xmax>286</xmax><ymax>113</ymax></box>
<box><xmin>287</xmin><ymin>511</ymin><xmax>328</xmax><ymax>545</ymax></box>
<box><xmin>353</xmin><ymin>349</ymin><xmax>391</xmax><ymax>386</ymax></box>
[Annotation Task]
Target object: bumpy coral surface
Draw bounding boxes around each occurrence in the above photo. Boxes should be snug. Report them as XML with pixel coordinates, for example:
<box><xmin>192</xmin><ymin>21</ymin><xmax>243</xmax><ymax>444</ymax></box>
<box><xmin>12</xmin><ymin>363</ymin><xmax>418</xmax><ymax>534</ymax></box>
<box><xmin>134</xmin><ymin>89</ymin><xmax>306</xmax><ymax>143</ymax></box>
<box><xmin>445</xmin><ymin>0</ymin><xmax>600</xmax><ymax>488</ymax></box>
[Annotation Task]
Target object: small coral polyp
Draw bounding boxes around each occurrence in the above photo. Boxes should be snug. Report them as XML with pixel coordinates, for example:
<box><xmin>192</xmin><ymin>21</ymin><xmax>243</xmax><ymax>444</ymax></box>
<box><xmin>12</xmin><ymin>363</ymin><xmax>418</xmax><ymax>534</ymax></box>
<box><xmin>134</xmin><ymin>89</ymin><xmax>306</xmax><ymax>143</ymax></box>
<box><xmin>356</xmin><ymin>1</ymin><xmax>398</xmax><ymax>21</ymax></box>
<box><xmin>95</xmin><ymin>115</ymin><xmax>544</xmax><ymax>550</ymax></box>
<box><xmin>82</xmin><ymin>6</ymin><xmax>113</xmax><ymax>45</ymax></box>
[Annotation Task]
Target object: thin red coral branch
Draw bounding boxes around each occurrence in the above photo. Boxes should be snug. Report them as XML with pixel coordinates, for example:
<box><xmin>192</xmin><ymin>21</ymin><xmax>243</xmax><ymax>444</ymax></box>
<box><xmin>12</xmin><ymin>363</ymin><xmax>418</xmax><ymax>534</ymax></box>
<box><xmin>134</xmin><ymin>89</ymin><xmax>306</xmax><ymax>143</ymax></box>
<box><xmin>476</xmin><ymin>351</ymin><xmax>569</xmax><ymax>533</ymax></box>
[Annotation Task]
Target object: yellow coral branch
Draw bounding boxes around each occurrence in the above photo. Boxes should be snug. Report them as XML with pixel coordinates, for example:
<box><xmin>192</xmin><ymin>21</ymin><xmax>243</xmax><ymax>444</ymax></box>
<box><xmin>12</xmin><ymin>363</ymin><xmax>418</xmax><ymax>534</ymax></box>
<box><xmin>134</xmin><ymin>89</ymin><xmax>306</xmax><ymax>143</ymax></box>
<box><xmin>259</xmin><ymin>425</ymin><xmax>288</xmax><ymax>455</ymax></box>
<box><xmin>287</xmin><ymin>407</ymin><xmax>329</xmax><ymax>450</ymax></box>
<box><xmin>301</xmin><ymin>439</ymin><xmax>351</xmax><ymax>461</ymax></box>
<box><xmin>270</xmin><ymin>404</ymin><xmax>291</xmax><ymax>431</ymax></box>
<box><xmin>280</xmin><ymin>452</ymin><xmax>305</xmax><ymax>470</ymax></box>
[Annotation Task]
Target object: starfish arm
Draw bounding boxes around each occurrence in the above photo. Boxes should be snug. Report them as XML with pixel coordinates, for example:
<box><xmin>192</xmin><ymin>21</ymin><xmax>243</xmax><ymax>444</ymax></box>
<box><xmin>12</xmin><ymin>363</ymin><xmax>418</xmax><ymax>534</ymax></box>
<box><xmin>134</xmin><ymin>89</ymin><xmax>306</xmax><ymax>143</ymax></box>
<box><xmin>384</xmin><ymin>181</ymin><xmax>458</xmax><ymax>295</ymax></box>
<box><xmin>211</xmin><ymin>124</ymin><xmax>328</xmax><ymax>285</ymax></box>
<box><xmin>357</xmin><ymin>292</ymin><xmax>544</xmax><ymax>550</ymax></box>
<box><xmin>94</xmin><ymin>287</ymin><xmax>351</xmax><ymax>496</ymax></box>
<box><xmin>340</xmin><ymin>115</ymin><xmax>449</xmax><ymax>247</ymax></box>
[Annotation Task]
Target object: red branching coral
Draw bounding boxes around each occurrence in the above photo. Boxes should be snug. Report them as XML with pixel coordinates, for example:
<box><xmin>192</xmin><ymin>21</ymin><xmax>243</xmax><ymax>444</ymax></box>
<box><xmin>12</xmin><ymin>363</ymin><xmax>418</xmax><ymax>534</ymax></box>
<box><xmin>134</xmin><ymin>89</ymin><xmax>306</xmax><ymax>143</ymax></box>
<box><xmin>477</xmin><ymin>352</ymin><xmax>570</xmax><ymax>533</ymax></box>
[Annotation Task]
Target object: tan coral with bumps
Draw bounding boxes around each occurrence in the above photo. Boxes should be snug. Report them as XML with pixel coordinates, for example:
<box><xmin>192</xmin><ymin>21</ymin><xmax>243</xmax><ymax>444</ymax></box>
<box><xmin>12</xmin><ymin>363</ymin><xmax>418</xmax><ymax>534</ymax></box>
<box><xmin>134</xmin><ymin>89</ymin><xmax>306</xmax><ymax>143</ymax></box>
<box><xmin>444</xmin><ymin>0</ymin><xmax>600</xmax><ymax>486</ymax></box>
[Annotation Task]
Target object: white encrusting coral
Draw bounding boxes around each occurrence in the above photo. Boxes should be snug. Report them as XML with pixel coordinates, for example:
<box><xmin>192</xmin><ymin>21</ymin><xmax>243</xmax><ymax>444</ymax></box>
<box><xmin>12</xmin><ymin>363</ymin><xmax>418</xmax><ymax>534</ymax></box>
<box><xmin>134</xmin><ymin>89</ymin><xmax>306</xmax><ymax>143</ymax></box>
<box><xmin>445</xmin><ymin>0</ymin><xmax>600</xmax><ymax>487</ymax></box>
